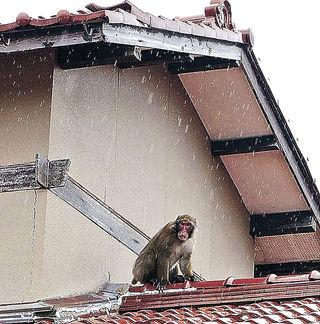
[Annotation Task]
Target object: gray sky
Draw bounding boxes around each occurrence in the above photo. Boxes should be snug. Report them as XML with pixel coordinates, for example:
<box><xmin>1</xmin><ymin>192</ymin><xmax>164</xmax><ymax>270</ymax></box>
<box><xmin>1</xmin><ymin>0</ymin><xmax>319</xmax><ymax>182</ymax></box>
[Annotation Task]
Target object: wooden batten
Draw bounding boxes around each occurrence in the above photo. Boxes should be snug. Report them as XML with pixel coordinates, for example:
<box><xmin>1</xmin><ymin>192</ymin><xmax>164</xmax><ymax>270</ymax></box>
<box><xmin>250</xmin><ymin>210</ymin><xmax>316</xmax><ymax>237</ymax></box>
<box><xmin>50</xmin><ymin>176</ymin><xmax>150</xmax><ymax>255</ymax></box>
<box><xmin>211</xmin><ymin>135</ymin><xmax>278</xmax><ymax>156</ymax></box>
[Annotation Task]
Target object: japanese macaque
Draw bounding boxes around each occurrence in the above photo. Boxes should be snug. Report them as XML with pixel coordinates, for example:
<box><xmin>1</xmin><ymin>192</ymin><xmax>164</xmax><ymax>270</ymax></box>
<box><xmin>132</xmin><ymin>214</ymin><xmax>197</xmax><ymax>288</ymax></box>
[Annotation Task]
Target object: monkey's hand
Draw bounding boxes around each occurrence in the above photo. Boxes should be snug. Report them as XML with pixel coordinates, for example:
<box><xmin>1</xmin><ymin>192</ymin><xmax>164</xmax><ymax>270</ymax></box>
<box><xmin>171</xmin><ymin>274</ymin><xmax>186</xmax><ymax>283</ymax></box>
<box><xmin>185</xmin><ymin>275</ymin><xmax>196</xmax><ymax>282</ymax></box>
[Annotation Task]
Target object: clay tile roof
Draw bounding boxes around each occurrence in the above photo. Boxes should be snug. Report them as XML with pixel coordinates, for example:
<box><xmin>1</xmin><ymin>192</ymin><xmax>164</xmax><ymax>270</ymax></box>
<box><xmin>0</xmin><ymin>0</ymin><xmax>250</xmax><ymax>45</ymax></box>
<box><xmin>71</xmin><ymin>272</ymin><xmax>320</xmax><ymax>323</ymax></box>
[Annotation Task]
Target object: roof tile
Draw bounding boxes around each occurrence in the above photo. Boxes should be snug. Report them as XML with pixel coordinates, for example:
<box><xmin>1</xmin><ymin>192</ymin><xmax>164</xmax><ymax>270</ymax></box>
<box><xmin>0</xmin><ymin>0</ymin><xmax>246</xmax><ymax>46</ymax></box>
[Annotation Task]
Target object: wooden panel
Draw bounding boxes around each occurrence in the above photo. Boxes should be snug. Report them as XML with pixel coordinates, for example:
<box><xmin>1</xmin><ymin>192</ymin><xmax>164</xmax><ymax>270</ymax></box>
<box><xmin>221</xmin><ymin>150</ymin><xmax>309</xmax><ymax>214</ymax></box>
<box><xmin>179</xmin><ymin>68</ymin><xmax>272</xmax><ymax>140</ymax></box>
<box><xmin>255</xmin><ymin>232</ymin><xmax>320</xmax><ymax>264</ymax></box>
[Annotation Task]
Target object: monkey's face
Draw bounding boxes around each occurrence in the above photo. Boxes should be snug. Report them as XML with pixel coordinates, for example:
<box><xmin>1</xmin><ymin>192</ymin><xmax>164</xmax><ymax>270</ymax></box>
<box><xmin>177</xmin><ymin>220</ymin><xmax>193</xmax><ymax>241</ymax></box>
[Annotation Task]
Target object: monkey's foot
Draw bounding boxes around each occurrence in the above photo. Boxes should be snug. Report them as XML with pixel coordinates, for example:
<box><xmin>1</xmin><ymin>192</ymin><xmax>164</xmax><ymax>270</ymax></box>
<box><xmin>156</xmin><ymin>280</ymin><xmax>168</xmax><ymax>293</ymax></box>
<box><xmin>185</xmin><ymin>275</ymin><xmax>196</xmax><ymax>282</ymax></box>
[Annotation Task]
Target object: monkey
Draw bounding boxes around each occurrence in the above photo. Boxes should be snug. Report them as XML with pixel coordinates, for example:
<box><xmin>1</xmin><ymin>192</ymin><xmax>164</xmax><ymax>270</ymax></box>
<box><xmin>132</xmin><ymin>214</ymin><xmax>197</xmax><ymax>289</ymax></box>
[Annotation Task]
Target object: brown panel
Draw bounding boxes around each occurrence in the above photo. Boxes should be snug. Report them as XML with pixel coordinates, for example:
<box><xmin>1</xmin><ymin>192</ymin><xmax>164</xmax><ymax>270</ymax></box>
<box><xmin>255</xmin><ymin>232</ymin><xmax>320</xmax><ymax>264</ymax></box>
<box><xmin>221</xmin><ymin>151</ymin><xmax>308</xmax><ymax>214</ymax></box>
<box><xmin>179</xmin><ymin>67</ymin><xmax>272</xmax><ymax>140</ymax></box>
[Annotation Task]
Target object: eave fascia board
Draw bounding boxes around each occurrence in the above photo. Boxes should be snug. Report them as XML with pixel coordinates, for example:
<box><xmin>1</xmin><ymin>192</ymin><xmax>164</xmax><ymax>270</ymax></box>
<box><xmin>0</xmin><ymin>23</ymin><xmax>243</xmax><ymax>62</ymax></box>
<box><xmin>241</xmin><ymin>46</ymin><xmax>320</xmax><ymax>225</ymax></box>
<box><xmin>0</xmin><ymin>22</ymin><xmax>106</xmax><ymax>53</ymax></box>
<box><xmin>101</xmin><ymin>24</ymin><xmax>242</xmax><ymax>61</ymax></box>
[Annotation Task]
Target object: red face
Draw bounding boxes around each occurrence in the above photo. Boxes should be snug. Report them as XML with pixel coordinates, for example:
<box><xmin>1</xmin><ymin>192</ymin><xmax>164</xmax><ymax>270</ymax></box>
<box><xmin>177</xmin><ymin>221</ymin><xmax>192</xmax><ymax>241</ymax></box>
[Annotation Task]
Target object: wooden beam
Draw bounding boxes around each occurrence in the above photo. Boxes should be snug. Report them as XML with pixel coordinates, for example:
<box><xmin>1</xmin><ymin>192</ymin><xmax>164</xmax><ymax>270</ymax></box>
<box><xmin>250</xmin><ymin>210</ymin><xmax>316</xmax><ymax>237</ymax></box>
<box><xmin>255</xmin><ymin>260</ymin><xmax>320</xmax><ymax>277</ymax></box>
<box><xmin>0</xmin><ymin>156</ymin><xmax>70</xmax><ymax>193</ymax></box>
<box><xmin>211</xmin><ymin>135</ymin><xmax>278</xmax><ymax>156</ymax></box>
<box><xmin>50</xmin><ymin>176</ymin><xmax>149</xmax><ymax>255</ymax></box>
<box><xmin>0</xmin><ymin>162</ymin><xmax>40</xmax><ymax>192</ymax></box>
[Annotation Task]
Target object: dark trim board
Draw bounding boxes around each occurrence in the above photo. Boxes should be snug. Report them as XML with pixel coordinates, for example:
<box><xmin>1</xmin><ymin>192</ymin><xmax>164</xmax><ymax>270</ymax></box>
<box><xmin>255</xmin><ymin>261</ymin><xmax>320</xmax><ymax>277</ymax></box>
<box><xmin>211</xmin><ymin>135</ymin><xmax>278</xmax><ymax>156</ymax></box>
<box><xmin>167</xmin><ymin>56</ymin><xmax>240</xmax><ymax>74</ymax></box>
<box><xmin>250</xmin><ymin>210</ymin><xmax>316</xmax><ymax>237</ymax></box>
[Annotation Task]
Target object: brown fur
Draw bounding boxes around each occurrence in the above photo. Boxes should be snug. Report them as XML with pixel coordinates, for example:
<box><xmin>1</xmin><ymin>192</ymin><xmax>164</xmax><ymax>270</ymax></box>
<box><xmin>132</xmin><ymin>214</ymin><xmax>197</xmax><ymax>285</ymax></box>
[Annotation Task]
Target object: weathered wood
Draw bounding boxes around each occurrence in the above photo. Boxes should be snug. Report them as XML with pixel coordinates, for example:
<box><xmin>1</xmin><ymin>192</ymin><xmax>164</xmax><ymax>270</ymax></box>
<box><xmin>0</xmin><ymin>157</ymin><xmax>70</xmax><ymax>192</ymax></box>
<box><xmin>50</xmin><ymin>177</ymin><xmax>149</xmax><ymax>255</ymax></box>
<box><xmin>48</xmin><ymin>159</ymin><xmax>71</xmax><ymax>188</ymax></box>
<box><xmin>211</xmin><ymin>135</ymin><xmax>278</xmax><ymax>156</ymax></box>
<box><xmin>36</xmin><ymin>155</ymin><xmax>49</xmax><ymax>188</ymax></box>
<box><xmin>0</xmin><ymin>162</ymin><xmax>40</xmax><ymax>192</ymax></box>
<box><xmin>241</xmin><ymin>48</ymin><xmax>320</xmax><ymax>225</ymax></box>
<box><xmin>250</xmin><ymin>210</ymin><xmax>316</xmax><ymax>237</ymax></box>
<box><xmin>36</xmin><ymin>155</ymin><xmax>70</xmax><ymax>189</ymax></box>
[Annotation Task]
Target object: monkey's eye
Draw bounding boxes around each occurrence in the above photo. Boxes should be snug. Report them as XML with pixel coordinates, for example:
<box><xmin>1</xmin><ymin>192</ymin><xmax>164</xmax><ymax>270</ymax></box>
<box><xmin>179</xmin><ymin>221</ymin><xmax>191</xmax><ymax>230</ymax></box>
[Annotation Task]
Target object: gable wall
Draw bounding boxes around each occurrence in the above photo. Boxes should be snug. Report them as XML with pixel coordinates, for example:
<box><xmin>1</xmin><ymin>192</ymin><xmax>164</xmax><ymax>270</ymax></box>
<box><xmin>41</xmin><ymin>64</ymin><xmax>254</xmax><ymax>298</ymax></box>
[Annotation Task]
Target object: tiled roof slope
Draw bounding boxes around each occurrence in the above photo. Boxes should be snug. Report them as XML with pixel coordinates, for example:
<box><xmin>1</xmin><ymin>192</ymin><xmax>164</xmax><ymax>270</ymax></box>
<box><xmin>75</xmin><ymin>299</ymin><xmax>320</xmax><ymax>323</ymax></box>
<box><xmin>0</xmin><ymin>0</ymin><xmax>250</xmax><ymax>44</ymax></box>
<box><xmin>71</xmin><ymin>271</ymin><xmax>320</xmax><ymax>323</ymax></box>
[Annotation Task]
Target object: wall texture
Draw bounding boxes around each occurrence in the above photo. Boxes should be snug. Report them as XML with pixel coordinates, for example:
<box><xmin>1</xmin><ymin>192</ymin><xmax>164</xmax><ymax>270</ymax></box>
<box><xmin>43</xmin><ymin>64</ymin><xmax>254</xmax><ymax>298</ymax></box>
<box><xmin>0</xmin><ymin>50</ymin><xmax>54</xmax><ymax>304</ymax></box>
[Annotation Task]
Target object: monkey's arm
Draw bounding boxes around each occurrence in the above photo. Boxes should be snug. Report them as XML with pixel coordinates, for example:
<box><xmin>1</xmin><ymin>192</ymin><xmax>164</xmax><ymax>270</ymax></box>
<box><xmin>179</xmin><ymin>254</ymin><xmax>195</xmax><ymax>281</ymax></box>
<box><xmin>157</xmin><ymin>253</ymin><xmax>170</xmax><ymax>285</ymax></box>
